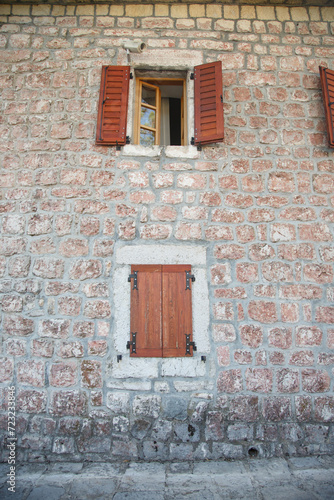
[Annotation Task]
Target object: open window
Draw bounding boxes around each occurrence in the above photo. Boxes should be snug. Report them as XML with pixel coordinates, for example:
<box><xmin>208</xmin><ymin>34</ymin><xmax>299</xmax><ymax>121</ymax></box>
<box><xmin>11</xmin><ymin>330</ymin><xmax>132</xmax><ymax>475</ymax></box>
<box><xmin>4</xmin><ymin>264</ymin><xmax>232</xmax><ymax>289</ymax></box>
<box><xmin>127</xmin><ymin>265</ymin><xmax>196</xmax><ymax>358</ymax></box>
<box><xmin>319</xmin><ymin>66</ymin><xmax>334</xmax><ymax>148</ymax></box>
<box><xmin>96</xmin><ymin>61</ymin><xmax>224</xmax><ymax>148</ymax></box>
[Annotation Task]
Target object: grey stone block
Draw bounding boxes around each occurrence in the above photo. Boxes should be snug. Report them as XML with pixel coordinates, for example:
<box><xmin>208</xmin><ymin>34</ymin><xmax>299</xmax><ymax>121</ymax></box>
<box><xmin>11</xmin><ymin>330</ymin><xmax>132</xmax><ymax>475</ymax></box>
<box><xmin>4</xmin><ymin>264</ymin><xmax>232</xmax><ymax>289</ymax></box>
<box><xmin>163</xmin><ymin>396</ymin><xmax>188</xmax><ymax>420</ymax></box>
<box><xmin>173</xmin><ymin>422</ymin><xmax>200</xmax><ymax>443</ymax></box>
<box><xmin>142</xmin><ymin>440</ymin><xmax>169</xmax><ymax>460</ymax></box>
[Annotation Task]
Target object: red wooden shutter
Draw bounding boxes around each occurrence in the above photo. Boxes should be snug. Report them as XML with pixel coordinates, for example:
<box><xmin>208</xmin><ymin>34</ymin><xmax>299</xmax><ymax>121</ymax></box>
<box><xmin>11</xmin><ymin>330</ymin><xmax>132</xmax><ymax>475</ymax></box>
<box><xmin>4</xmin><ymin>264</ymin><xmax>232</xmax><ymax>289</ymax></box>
<box><xmin>129</xmin><ymin>265</ymin><xmax>163</xmax><ymax>357</ymax></box>
<box><xmin>194</xmin><ymin>61</ymin><xmax>224</xmax><ymax>146</ymax></box>
<box><xmin>96</xmin><ymin>66</ymin><xmax>130</xmax><ymax>146</ymax></box>
<box><xmin>162</xmin><ymin>265</ymin><xmax>193</xmax><ymax>357</ymax></box>
<box><xmin>319</xmin><ymin>66</ymin><xmax>334</xmax><ymax>148</ymax></box>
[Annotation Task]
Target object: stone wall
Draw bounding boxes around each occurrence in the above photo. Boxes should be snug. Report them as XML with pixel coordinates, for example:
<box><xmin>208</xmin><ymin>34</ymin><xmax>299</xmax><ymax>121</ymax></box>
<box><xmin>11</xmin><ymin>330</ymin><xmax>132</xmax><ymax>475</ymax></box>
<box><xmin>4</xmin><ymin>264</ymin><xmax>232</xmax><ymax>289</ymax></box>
<box><xmin>0</xmin><ymin>2</ymin><xmax>334</xmax><ymax>462</ymax></box>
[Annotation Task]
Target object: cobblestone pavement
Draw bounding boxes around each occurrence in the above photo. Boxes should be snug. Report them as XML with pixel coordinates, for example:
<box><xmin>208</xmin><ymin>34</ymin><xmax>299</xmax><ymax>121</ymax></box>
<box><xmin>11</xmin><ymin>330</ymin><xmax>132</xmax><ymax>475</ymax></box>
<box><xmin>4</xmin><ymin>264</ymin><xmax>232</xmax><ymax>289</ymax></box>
<box><xmin>1</xmin><ymin>455</ymin><xmax>334</xmax><ymax>500</ymax></box>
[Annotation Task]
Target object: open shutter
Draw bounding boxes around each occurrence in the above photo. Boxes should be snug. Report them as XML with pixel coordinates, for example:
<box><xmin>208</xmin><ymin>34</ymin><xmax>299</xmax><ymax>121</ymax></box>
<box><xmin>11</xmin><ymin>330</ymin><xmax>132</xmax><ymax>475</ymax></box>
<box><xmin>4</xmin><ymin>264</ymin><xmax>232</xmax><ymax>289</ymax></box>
<box><xmin>162</xmin><ymin>265</ymin><xmax>193</xmax><ymax>357</ymax></box>
<box><xmin>129</xmin><ymin>265</ymin><xmax>162</xmax><ymax>357</ymax></box>
<box><xmin>96</xmin><ymin>65</ymin><xmax>130</xmax><ymax>146</ymax></box>
<box><xmin>194</xmin><ymin>61</ymin><xmax>224</xmax><ymax>146</ymax></box>
<box><xmin>319</xmin><ymin>66</ymin><xmax>334</xmax><ymax>148</ymax></box>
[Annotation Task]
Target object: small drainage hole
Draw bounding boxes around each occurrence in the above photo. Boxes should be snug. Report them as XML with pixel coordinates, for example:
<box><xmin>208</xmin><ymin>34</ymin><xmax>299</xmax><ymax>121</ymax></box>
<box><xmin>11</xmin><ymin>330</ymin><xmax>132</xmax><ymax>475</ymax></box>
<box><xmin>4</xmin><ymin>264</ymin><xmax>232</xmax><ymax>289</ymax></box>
<box><xmin>248</xmin><ymin>447</ymin><xmax>259</xmax><ymax>458</ymax></box>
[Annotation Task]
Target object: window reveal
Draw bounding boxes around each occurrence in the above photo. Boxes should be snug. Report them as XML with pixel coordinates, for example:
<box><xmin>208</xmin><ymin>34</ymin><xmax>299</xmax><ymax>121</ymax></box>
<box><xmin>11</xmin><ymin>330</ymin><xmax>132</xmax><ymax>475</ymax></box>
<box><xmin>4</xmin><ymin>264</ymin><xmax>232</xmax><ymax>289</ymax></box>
<box><xmin>135</xmin><ymin>78</ymin><xmax>186</xmax><ymax>147</ymax></box>
<box><xmin>127</xmin><ymin>265</ymin><xmax>196</xmax><ymax>358</ymax></box>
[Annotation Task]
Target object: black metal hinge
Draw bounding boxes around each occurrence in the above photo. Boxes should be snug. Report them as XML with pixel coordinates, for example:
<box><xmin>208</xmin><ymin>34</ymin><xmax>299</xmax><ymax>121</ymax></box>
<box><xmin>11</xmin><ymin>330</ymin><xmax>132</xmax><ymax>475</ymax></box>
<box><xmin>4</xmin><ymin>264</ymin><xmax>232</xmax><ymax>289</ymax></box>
<box><xmin>128</xmin><ymin>270</ymin><xmax>138</xmax><ymax>289</ymax></box>
<box><xmin>185</xmin><ymin>270</ymin><xmax>195</xmax><ymax>290</ymax></box>
<box><xmin>191</xmin><ymin>137</ymin><xmax>202</xmax><ymax>151</ymax></box>
<box><xmin>185</xmin><ymin>334</ymin><xmax>197</xmax><ymax>355</ymax></box>
<box><xmin>127</xmin><ymin>332</ymin><xmax>137</xmax><ymax>353</ymax></box>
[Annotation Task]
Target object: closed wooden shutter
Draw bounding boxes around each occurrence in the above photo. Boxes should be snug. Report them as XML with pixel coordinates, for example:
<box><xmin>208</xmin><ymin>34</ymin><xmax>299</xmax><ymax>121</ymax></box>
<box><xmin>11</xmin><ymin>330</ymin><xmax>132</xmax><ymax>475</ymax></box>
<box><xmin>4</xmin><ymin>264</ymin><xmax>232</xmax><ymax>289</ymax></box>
<box><xmin>319</xmin><ymin>66</ymin><xmax>334</xmax><ymax>148</ymax></box>
<box><xmin>129</xmin><ymin>265</ymin><xmax>194</xmax><ymax>357</ymax></box>
<box><xmin>162</xmin><ymin>265</ymin><xmax>193</xmax><ymax>357</ymax></box>
<box><xmin>130</xmin><ymin>265</ymin><xmax>163</xmax><ymax>357</ymax></box>
<box><xmin>96</xmin><ymin>66</ymin><xmax>130</xmax><ymax>146</ymax></box>
<box><xmin>194</xmin><ymin>61</ymin><xmax>224</xmax><ymax>146</ymax></box>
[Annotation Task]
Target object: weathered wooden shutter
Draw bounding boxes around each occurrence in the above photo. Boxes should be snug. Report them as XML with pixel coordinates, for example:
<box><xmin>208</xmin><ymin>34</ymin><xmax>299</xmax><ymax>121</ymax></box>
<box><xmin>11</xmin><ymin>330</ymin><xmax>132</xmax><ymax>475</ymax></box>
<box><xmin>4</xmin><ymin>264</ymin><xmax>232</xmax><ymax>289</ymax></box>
<box><xmin>194</xmin><ymin>61</ymin><xmax>224</xmax><ymax>146</ymax></box>
<box><xmin>319</xmin><ymin>66</ymin><xmax>334</xmax><ymax>148</ymax></box>
<box><xmin>162</xmin><ymin>265</ymin><xmax>194</xmax><ymax>357</ymax></box>
<box><xmin>129</xmin><ymin>265</ymin><xmax>194</xmax><ymax>357</ymax></box>
<box><xmin>96</xmin><ymin>66</ymin><xmax>130</xmax><ymax>146</ymax></box>
<box><xmin>129</xmin><ymin>265</ymin><xmax>163</xmax><ymax>357</ymax></box>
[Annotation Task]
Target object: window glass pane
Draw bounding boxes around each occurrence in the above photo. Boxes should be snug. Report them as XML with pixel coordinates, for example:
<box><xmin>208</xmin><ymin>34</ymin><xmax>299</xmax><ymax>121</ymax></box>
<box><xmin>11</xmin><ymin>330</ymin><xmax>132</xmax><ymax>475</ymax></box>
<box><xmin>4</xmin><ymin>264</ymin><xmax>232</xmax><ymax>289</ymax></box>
<box><xmin>142</xmin><ymin>86</ymin><xmax>156</xmax><ymax>107</ymax></box>
<box><xmin>141</xmin><ymin>107</ymin><xmax>156</xmax><ymax>128</ymax></box>
<box><xmin>140</xmin><ymin>129</ymin><xmax>155</xmax><ymax>147</ymax></box>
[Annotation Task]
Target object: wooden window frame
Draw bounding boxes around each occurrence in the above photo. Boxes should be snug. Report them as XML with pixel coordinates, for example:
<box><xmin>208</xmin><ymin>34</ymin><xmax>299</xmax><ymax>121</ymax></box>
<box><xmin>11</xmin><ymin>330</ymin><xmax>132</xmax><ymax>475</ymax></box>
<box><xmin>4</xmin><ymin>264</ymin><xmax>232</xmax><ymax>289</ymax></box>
<box><xmin>134</xmin><ymin>77</ymin><xmax>187</xmax><ymax>146</ymax></box>
<box><xmin>129</xmin><ymin>264</ymin><xmax>194</xmax><ymax>358</ymax></box>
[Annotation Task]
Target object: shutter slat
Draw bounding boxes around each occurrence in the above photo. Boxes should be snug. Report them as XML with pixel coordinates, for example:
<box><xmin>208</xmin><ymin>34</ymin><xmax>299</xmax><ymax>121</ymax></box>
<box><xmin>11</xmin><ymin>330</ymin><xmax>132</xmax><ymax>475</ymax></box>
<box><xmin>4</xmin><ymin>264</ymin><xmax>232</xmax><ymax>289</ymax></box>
<box><xmin>162</xmin><ymin>265</ymin><xmax>193</xmax><ymax>358</ymax></box>
<box><xmin>96</xmin><ymin>65</ymin><xmax>130</xmax><ymax>146</ymax></box>
<box><xmin>319</xmin><ymin>66</ymin><xmax>334</xmax><ymax>149</ymax></box>
<box><xmin>194</xmin><ymin>61</ymin><xmax>224</xmax><ymax>146</ymax></box>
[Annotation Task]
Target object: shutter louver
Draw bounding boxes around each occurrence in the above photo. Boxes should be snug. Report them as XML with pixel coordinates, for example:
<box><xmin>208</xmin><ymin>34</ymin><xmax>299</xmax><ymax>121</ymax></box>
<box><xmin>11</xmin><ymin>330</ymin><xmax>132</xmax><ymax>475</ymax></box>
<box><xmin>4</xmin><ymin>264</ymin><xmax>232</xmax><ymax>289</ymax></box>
<box><xmin>194</xmin><ymin>61</ymin><xmax>224</xmax><ymax>146</ymax></box>
<box><xmin>162</xmin><ymin>265</ymin><xmax>193</xmax><ymax>357</ymax></box>
<box><xmin>96</xmin><ymin>66</ymin><xmax>130</xmax><ymax>146</ymax></box>
<box><xmin>319</xmin><ymin>66</ymin><xmax>334</xmax><ymax>148</ymax></box>
<box><xmin>129</xmin><ymin>265</ymin><xmax>163</xmax><ymax>357</ymax></box>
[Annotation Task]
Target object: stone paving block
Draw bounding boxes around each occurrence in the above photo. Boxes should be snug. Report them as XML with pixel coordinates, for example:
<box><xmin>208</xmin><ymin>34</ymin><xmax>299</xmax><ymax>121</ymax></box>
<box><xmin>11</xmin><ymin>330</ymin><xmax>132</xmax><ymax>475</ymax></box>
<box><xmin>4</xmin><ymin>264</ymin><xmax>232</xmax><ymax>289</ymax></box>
<box><xmin>26</xmin><ymin>485</ymin><xmax>65</xmax><ymax>500</ymax></box>
<box><xmin>193</xmin><ymin>459</ymin><xmax>247</xmax><ymax>475</ymax></box>
<box><xmin>165</xmin><ymin>491</ymin><xmax>221</xmax><ymax>500</ymax></box>
<box><xmin>114</xmin><ymin>493</ymin><xmax>165</xmax><ymax>500</ymax></box>
<box><xmin>168</xmin><ymin>461</ymin><xmax>193</xmax><ymax>473</ymax></box>
<box><xmin>16</xmin><ymin>463</ymin><xmax>47</xmax><ymax>481</ymax></box>
<box><xmin>288</xmin><ymin>456</ymin><xmax>324</xmax><ymax>469</ymax></box>
<box><xmin>0</xmin><ymin>483</ymin><xmax>34</xmax><ymax>500</ymax></box>
<box><xmin>69</xmin><ymin>478</ymin><xmax>119</xmax><ymax>499</ymax></box>
<box><xmin>48</xmin><ymin>462</ymin><xmax>84</xmax><ymax>474</ymax></box>
<box><xmin>248</xmin><ymin>457</ymin><xmax>290</xmax><ymax>476</ymax></box>
<box><xmin>293</xmin><ymin>469</ymin><xmax>334</xmax><ymax>499</ymax></box>
<box><xmin>260</xmin><ymin>485</ymin><xmax>317</xmax><ymax>500</ymax></box>
<box><xmin>212</xmin><ymin>474</ymin><xmax>254</xmax><ymax>495</ymax></box>
<box><xmin>82</xmin><ymin>462</ymin><xmax>123</xmax><ymax>476</ymax></box>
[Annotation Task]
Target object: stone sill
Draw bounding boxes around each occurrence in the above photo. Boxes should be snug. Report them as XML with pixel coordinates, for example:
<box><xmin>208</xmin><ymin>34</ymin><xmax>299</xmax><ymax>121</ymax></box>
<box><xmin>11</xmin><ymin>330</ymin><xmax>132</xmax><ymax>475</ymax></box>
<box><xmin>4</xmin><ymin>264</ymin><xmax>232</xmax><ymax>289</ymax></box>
<box><xmin>122</xmin><ymin>144</ymin><xmax>200</xmax><ymax>159</ymax></box>
<box><xmin>108</xmin><ymin>357</ymin><xmax>207</xmax><ymax>379</ymax></box>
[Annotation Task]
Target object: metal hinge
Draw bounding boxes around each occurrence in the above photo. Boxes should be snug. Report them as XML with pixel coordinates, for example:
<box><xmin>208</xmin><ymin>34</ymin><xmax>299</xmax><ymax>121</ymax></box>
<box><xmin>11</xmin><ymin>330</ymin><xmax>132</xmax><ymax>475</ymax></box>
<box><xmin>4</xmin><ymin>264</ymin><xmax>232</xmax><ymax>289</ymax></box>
<box><xmin>191</xmin><ymin>137</ymin><xmax>202</xmax><ymax>151</ymax></box>
<box><xmin>190</xmin><ymin>73</ymin><xmax>194</xmax><ymax>80</ymax></box>
<box><xmin>127</xmin><ymin>332</ymin><xmax>137</xmax><ymax>353</ymax></box>
<box><xmin>128</xmin><ymin>270</ymin><xmax>138</xmax><ymax>289</ymax></box>
<box><xmin>126</xmin><ymin>136</ymin><xmax>130</xmax><ymax>144</ymax></box>
<box><xmin>185</xmin><ymin>334</ymin><xmax>197</xmax><ymax>355</ymax></box>
<box><xmin>185</xmin><ymin>270</ymin><xmax>195</xmax><ymax>290</ymax></box>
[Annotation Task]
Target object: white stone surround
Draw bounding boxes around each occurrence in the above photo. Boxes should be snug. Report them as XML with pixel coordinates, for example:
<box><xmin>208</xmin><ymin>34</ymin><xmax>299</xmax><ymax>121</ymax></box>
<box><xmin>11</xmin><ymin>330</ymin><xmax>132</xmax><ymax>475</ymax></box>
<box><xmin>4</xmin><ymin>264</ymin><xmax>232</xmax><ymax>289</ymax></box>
<box><xmin>111</xmin><ymin>244</ymin><xmax>210</xmax><ymax>378</ymax></box>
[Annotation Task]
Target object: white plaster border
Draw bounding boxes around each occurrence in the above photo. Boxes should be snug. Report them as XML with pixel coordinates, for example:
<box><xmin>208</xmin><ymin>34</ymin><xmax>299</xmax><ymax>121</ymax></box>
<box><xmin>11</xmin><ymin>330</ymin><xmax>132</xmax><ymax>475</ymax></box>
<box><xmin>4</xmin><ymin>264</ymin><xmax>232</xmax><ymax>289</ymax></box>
<box><xmin>111</xmin><ymin>244</ymin><xmax>210</xmax><ymax>378</ymax></box>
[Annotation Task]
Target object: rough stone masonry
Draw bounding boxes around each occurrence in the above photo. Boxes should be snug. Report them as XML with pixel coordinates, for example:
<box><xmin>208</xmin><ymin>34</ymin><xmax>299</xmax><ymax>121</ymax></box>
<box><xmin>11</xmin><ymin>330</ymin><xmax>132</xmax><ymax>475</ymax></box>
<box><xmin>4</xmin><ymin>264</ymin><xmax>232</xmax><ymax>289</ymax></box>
<box><xmin>0</xmin><ymin>1</ymin><xmax>334</xmax><ymax>463</ymax></box>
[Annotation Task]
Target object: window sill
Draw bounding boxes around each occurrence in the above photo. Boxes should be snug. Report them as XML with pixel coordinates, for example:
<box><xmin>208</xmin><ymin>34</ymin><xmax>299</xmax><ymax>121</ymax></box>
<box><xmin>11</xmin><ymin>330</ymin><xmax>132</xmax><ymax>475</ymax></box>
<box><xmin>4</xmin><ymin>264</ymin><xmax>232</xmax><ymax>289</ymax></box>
<box><xmin>108</xmin><ymin>357</ymin><xmax>206</xmax><ymax>379</ymax></box>
<box><xmin>122</xmin><ymin>144</ymin><xmax>200</xmax><ymax>159</ymax></box>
